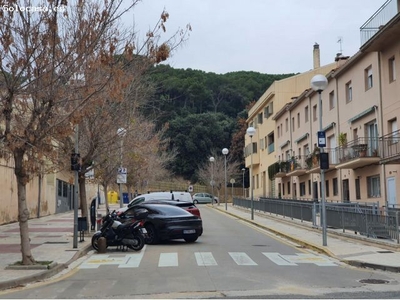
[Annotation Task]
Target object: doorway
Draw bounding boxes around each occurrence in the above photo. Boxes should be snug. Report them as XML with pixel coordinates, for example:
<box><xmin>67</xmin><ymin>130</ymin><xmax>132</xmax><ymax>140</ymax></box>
<box><xmin>387</xmin><ymin>177</ymin><xmax>397</xmax><ymax>208</ymax></box>
<box><xmin>342</xmin><ymin>179</ymin><xmax>350</xmax><ymax>202</ymax></box>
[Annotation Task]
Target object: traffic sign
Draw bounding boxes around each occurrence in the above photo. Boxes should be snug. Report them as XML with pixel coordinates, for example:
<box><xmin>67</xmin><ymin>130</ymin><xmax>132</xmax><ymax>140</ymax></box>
<box><xmin>317</xmin><ymin>131</ymin><xmax>326</xmax><ymax>147</ymax></box>
<box><xmin>230</xmin><ymin>179</ymin><xmax>235</xmax><ymax>184</ymax></box>
<box><xmin>117</xmin><ymin>167</ymin><xmax>127</xmax><ymax>184</ymax></box>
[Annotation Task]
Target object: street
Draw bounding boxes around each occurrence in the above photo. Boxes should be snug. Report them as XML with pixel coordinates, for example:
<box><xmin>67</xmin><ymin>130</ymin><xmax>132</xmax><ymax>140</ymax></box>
<box><xmin>1</xmin><ymin>205</ymin><xmax>400</xmax><ymax>299</ymax></box>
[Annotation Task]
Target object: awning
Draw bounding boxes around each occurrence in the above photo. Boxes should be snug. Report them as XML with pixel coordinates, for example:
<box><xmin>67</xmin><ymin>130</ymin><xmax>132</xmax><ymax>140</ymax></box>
<box><xmin>280</xmin><ymin>140</ymin><xmax>290</xmax><ymax>149</ymax></box>
<box><xmin>348</xmin><ymin>106</ymin><xmax>376</xmax><ymax>123</ymax></box>
<box><xmin>322</xmin><ymin>122</ymin><xmax>335</xmax><ymax>132</ymax></box>
<box><xmin>295</xmin><ymin>133</ymin><xmax>309</xmax><ymax>144</ymax></box>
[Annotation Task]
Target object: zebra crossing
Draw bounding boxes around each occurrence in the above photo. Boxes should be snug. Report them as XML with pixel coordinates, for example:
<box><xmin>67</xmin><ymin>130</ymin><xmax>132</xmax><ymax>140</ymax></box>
<box><xmin>79</xmin><ymin>247</ymin><xmax>338</xmax><ymax>269</ymax></box>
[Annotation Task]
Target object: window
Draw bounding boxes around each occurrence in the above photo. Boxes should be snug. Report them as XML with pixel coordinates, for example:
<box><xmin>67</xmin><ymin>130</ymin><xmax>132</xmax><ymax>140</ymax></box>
<box><xmin>292</xmin><ymin>117</ymin><xmax>295</xmax><ymax>132</ymax></box>
<box><xmin>305</xmin><ymin>106</ymin><xmax>309</xmax><ymax>123</ymax></box>
<box><xmin>329</xmin><ymin>90</ymin><xmax>335</xmax><ymax>110</ymax></box>
<box><xmin>297</xmin><ymin>112</ymin><xmax>300</xmax><ymax>128</ymax></box>
<box><xmin>277</xmin><ymin>125</ymin><xmax>280</xmax><ymax>138</ymax></box>
<box><xmin>282</xmin><ymin>183</ymin><xmax>285</xmax><ymax>195</ymax></box>
<box><xmin>258</xmin><ymin>113</ymin><xmax>263</xmax><ymax>124</ymax></box>
<box><xmin>285</xmin><ymin>118</ymin><xmax>288</xmax><ymax>132</ymax></box>
<box><xmin>389</xmin><ymin>56</ymin><xmax>396</xmax><ymax>83</ymax></box>
<box><xmin>300</xmin><ymin>182</ymin><xmax>306</xmax><ymax>197</ymax></box>
<box><xmin>365</xmin><ymin>66</ymin><xmax>373</xmax><ymax>90</ymax></box>
<box><xmin>346</xmin><ymin>81</ymin><xmax>352</xmax><ymax>103</ymax></box>
<box><xmin>367</xmin><ymin>175</ymin><xmax>381</xmax><ymax>198</ymax></box>
<box><xmin>355</xmin><ymin>178</ymin><xmax>361</xmax><ymax>200</ymax></box>
<box><xmin>287</xmin><ymin>182</ymin><xmax>291</xmax><ymax>195</ymax></box>
<box><xmin>256</xmin><ymin>174</ymin><xmax>259</xmax><ymax>189</ymax></box>
<box><xmin>267</xmin><ymin>132</ymin><xmax>275</xmax><ymax>154</ymax></box>
<box><xmin>308</xmin><ymin>180</ymin><xmax>311</xmax><ymax>195</ymax></box>
<box><xmin>333</xmin><ymin>178</ymin><xmax>338</xmax><ymax>196</ymax></box>
<box><xmin>313</xmin><ymin>105</ymin><xmax>317</xmax><ymax>121</ymax></box>
<box><xmin>57</xmin><ymin>179</ymin><xmax>62</xmax><ymax>197</ymax></box>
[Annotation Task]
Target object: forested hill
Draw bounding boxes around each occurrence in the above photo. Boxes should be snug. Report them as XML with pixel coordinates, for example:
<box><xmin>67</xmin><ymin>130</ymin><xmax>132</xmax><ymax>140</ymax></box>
<box><xmin>141</xmin><ymin>64</ymin><xmax>295</xmax><ymax>182</ymax></box>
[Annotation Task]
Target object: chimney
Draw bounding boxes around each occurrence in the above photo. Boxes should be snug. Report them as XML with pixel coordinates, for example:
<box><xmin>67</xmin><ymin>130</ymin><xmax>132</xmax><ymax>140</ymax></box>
<box><xmin>313</xmin><ymin>43</ymin><xmax>320</xmax><ymax>69</ymax></box>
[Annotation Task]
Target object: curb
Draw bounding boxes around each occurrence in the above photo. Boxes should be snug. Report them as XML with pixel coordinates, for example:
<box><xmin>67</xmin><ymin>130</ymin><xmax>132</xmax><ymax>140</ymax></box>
<box><xmin>0</xmin><ymin>244</ymin><xmax>93</xmax><ymax>291</ymax></box>
<box><xmin>213</xmin><ymin>205</ymin><xmax>399</xmax><ymax>273</ymax></box>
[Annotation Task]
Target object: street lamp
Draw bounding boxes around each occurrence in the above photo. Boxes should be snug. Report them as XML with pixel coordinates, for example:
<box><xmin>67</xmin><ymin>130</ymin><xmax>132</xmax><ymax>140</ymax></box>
<box><xmin>311</xmin><ymin>74</ymin><xmax>328</xmax><ymax>246</ymax></box>
<box><xmin>222</xmin><ymin>148</ymin><xmax>229</xmax><ymax>210</ymax></box>
<box><xmin>209</xmin><ymin>156</ymin><xmax>215</xmax><ymax>206</ymax></box>
<box><xmin>117</xmin><ymin>127</ymin><xmax>127</xmax><ymax>208</ymax></box>
<box><xmin>242</xmin><ymin>168</ymin><xmax>245</xmax><ymax>198</ymax></box>
<box><xmin>246</xmin><ymin>126</ymin><xmax>256</xmax><ymax>220</ymax></box>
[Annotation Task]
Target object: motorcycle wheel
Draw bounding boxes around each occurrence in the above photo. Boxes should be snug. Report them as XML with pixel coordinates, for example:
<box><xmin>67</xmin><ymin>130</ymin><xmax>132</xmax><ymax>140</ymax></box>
<box><xmin>127</xmin><ymin>234</ymin><xmax>145</xmax><ymax>251</ymax></box>
<box><xmin>145</xmin><ymin>224</ymin><xmax>159</xmax><ymax>245</ymax></box>
<box><xmin>91</xmin><ymin>232</ymin><xmax>106</xmax><ymax>251</ymax></box>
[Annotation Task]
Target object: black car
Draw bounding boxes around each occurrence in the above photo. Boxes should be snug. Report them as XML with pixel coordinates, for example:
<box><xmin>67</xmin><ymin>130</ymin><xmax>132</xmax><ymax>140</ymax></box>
<box><xmin>120</xmin><ymin>203</ymin><xmax>203</xmax><ymax>244</ymax></box>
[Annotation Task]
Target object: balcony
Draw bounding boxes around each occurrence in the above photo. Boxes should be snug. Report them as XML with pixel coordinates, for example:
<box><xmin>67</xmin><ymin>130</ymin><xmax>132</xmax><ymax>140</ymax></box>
<box><xmin>360</xmin><ymin>0</ymin><xmax>398</xmax><ymax>46</ymax></box>
<box><xmin>380</xmin><ymin>129</ymin><xmax>400</xmax><ymax>164</ymax></box>
<box><xmin>286</xmin><ymin>155</ymin><xmax>308</xmax><ymax>177</ymax></box>
<box><xmin>335</xmin><ymin>137</ymin><xmax>381</xmax><ymax>169</ymax></box>
<box><xmin>306</xmin><ymin>148</ymin><xmax>338</xmax><ymax>174</ymax></box>
<box><xmin>268</xmin><ymin>161</ymin><xmax>290</xmax><ymax>179</ymax></box>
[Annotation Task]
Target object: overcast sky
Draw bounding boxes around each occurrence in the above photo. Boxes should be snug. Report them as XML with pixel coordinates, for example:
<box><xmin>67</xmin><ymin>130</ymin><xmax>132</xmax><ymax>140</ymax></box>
<box><xmin>126</xmin><ymin>0</ymin><xmax>384</xmax><ymax>74</ymax></box>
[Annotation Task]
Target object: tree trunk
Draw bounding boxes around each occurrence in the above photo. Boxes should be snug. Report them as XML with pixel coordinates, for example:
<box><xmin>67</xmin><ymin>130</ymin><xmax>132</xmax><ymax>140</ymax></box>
<box><xmin>103</xmin><ymin>184</ymin><xmax>109</xmax><ymax>213</ymax></box>
<box><xmin>78</xmin><ymin>173</ymin><xmax>88</xmax><ymax>219</ymax></box>
<box><xmin>14</xmin><ymin>150</ymin><xmax>35</xmax><ymax>265</ymax></box>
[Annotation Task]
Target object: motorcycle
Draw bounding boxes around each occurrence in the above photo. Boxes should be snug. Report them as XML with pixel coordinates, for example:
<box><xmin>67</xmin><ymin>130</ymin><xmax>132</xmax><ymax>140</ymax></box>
<box><xmin>91</xmin><ymin>209</ymin><xmax>148</xmax><ymax>252</ymax></box>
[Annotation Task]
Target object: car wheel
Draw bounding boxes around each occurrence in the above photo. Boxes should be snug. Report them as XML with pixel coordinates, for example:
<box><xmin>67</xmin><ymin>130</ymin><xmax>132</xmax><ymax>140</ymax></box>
<box><xmin>214</xmin><ymin>199</ymin><xmax>218</xmax><ymax>203</ymax></box>
<box><xmin>193</xmin><ymin>200</ymin><xmax>199</xmax><ymax>204</ymax></box>
<box><xmin>184</xmin><ymin>236</ymin><xmax>198</xmax><ymax>243</ymax></box>
<box><xmin>145</xmin><ymin>224</ymin><xmax>159</xmax><ymax>245</ymax></box>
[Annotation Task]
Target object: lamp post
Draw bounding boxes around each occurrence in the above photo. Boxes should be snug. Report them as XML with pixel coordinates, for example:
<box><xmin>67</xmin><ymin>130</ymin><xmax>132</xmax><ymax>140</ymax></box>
<box><xmin>246</xmin><ymin>126</ymin><xmax>256</xmax><ymax>220</ymax></box>
<box><xmin>209</xmin><ymin>156</ymin><xmax>215</xmax><ymax>206</ymax></box>
<box><xmin>117</xmin><ymin>127</ymin><xmax>126</xmax><ymax>208</ymax></box>
<box><xmin>222</xmin><ymin>148</ymin><xmax>229</xmax><ymax>210</ymax></box>
<box><xmin>242</xmin><ymin>168</ymin><xmax>245</xmax><ymax>198</ymax></box>
<box><xmin>311</xmin><ymin>74</ymin><xmax>328</xmax><ymax>246</ymax></box>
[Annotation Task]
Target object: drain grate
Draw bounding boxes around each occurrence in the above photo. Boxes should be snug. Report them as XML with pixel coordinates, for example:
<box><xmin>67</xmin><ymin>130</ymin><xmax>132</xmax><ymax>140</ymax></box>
<box><xmin>377</xmin><ymin>250</ymin><xmax>394</xmax><ymax>253</ymax></box>
<box><xmin>359</xmin><ymin>279</ymin><xmax>389</xmax><ymax>284</ymax></box>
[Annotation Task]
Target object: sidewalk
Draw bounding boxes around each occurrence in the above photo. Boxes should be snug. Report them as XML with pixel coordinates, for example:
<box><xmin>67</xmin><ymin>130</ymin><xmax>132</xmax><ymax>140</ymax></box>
<box><xmin>213</xmin><ymin>203</ymin><xmax>400</xmax><ymax>272</ymax></box>
<box><xmin>1</xmin><ymin>203</ymin><xmax>400</xmax><ymax>291</ymax></box>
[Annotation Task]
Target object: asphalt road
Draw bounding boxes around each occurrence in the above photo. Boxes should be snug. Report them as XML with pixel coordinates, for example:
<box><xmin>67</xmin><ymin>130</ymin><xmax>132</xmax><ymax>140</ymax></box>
<box><xmin>2</xmin><ymin>205</ymin><xmax>400</xmax><ymax>299</ymax></box>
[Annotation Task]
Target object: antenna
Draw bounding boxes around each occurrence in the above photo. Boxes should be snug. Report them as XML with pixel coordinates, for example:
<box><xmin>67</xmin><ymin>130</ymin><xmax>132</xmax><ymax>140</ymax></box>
<box><xmin>337</xmin><ymin>36</ymin><xmax>343</xmax><ymax>54</ymax></box>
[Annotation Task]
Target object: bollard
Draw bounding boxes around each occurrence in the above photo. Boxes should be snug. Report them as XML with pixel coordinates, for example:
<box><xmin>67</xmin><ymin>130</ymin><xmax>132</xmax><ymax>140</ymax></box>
<box><xmin>98</xmin><ymin>237</ymin><xmax>107</xmax><ymax>253</ymax></box>
<box><xmin>96</xmin><ymin>213</ymin><xmax>102</xmax><ymax>231</ymax></box>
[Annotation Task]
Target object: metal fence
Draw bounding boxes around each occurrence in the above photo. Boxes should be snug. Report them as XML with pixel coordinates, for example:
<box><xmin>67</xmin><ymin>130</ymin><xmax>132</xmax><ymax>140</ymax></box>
<box><xmin>233</xmin><ymin>197</ymin><xmax>400</xmax><ymax>243</ymax></box>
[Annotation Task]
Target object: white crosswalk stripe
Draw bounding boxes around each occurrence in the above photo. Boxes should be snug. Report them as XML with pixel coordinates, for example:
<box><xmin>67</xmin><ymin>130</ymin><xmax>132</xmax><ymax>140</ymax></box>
<box><xmin>79</xmin><ymin>250</ymin><xmax>337</xmax><ymax>269</ymax></box>
<box><xmin>229</xmin><ymin>252</ymin><xmax>257</xmax><ymax>265</ymax></box>
<box><xmin>159</xmin><ymin>252</ymin><xmax>178</xmax><ymax>267</ymax></box>
<box><xmin>195</xmin><ymin>252</ymin><xmax>218</xmax><ymax>266</ymax></box>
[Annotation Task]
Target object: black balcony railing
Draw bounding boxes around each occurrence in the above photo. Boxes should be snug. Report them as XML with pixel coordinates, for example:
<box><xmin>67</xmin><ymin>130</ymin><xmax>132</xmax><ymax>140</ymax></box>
<box><xmin>336</xmin><ymin>137</ymin><xmax>379</xmax><ymax>164</ymax></box>
<box><xmin>380</xmin><ymin>129</ymin><xmax>400</xmax><ymax>161</ymax></box>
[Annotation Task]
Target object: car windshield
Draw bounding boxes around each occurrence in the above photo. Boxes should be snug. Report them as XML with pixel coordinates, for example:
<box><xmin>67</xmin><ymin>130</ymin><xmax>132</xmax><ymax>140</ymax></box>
<box><xmin>128</xmin><ymin>198</ymin><xmax>145</xmax><ymax>207</ymax></box>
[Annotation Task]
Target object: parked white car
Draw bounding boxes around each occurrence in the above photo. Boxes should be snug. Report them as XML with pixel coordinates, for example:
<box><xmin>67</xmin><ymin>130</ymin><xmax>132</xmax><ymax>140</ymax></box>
<box><xmin>116</xmin><ymin>191</ymin><xmax>193</xmax><ymax>214</ymax></box>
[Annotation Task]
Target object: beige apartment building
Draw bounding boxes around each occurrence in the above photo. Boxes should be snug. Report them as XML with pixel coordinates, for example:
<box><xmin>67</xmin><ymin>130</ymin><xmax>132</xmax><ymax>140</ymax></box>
<box><xmin>245</xmin><ymin>0</ymin><xmax>400</xmax><ymax>208</ymax></box>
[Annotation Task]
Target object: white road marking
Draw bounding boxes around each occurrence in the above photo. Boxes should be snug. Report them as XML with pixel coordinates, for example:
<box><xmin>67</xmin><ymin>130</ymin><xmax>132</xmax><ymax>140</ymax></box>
<box><xmin>262</xmin><ymin>252</ymin><xmax>298</xmax><ymax>266</ymax></box>
<box><xmin>159</xmin><ymin>252</ymin><xmax>178</xmax><ymax>267</ymax></box>
<box><xmin>195</xmin><ymin>252</ymin><xmax>218</xmax><ymax>266</ymax></box>
<box><xmin>78</xmin><ymin>250</ymin><xmax>337</xmax><ymax>269</ymax></box>
<box><xmin>229</xmin><ymin>252</ymin><xmax>257</xmax><ymax>265</ymax></box>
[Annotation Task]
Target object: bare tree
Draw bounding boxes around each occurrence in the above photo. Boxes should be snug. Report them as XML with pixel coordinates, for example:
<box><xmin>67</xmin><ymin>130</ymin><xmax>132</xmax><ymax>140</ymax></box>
<box><xmin>0</xmin><ymin>0</ymin><xmax>190</xmax><ymax>265</ymax></box>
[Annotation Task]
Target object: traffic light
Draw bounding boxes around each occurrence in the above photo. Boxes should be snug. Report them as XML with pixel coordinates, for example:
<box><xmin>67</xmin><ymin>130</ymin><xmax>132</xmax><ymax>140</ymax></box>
<box><xmin>71</xmin><ymin>153</ymin><xmax>81</xmax><ymax>171</ymax></box>
<box><xmin>320</xmin><ymin>152</ymin><xmax>329</xmax><ymax>170</ymax></box>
